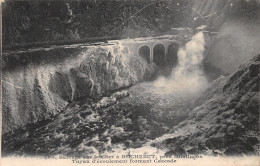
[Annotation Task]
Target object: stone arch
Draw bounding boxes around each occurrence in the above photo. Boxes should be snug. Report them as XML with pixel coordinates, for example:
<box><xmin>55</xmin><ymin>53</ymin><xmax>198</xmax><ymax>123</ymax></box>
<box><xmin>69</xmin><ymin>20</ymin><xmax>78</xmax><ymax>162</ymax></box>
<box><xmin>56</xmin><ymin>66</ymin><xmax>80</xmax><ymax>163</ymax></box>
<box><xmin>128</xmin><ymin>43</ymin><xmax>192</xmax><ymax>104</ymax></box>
<box><xmin>167</xmin><ymin>42</ymin><xmax>179</xmax><ymax>68</ymax></box>
<box><xmin>138</xmin><ymin>45</ymin><xmax>151</xmax><ymax>63</ymax></box>
<box><xmin>153</xmin><ymin>43</ymin><xmax>166</xmax><ymax>66</ymax></box>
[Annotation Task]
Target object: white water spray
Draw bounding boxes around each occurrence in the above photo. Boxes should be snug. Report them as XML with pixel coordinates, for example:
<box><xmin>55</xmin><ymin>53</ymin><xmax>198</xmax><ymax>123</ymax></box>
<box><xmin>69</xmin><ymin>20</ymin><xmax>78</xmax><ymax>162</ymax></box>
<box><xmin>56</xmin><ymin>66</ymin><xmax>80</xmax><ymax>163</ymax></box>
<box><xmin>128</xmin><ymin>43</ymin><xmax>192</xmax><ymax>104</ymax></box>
<box><xmin>153</xmin><ymin>32</ymin><xmax>208</xmax><ymax>95</ymax></box>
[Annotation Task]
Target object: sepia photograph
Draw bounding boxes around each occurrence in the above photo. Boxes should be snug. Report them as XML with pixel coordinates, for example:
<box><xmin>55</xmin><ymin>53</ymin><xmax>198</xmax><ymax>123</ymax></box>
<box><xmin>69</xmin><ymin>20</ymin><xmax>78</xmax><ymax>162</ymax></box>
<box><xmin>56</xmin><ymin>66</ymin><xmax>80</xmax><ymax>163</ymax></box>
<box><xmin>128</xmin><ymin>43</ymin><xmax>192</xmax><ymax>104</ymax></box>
<box><xmin>1</xmin><ymin>0</ymin><xmax>260</xmax><ymax>165</ymax></box>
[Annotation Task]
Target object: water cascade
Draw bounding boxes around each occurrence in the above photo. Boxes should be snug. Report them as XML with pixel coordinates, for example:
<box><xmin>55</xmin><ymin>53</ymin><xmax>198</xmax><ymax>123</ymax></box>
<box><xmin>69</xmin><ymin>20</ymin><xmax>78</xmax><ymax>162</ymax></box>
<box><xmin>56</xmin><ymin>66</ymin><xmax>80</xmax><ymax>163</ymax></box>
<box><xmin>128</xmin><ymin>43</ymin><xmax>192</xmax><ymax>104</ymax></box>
<box><xmin>154</xmin><ymin>32</ymin><xmax>208</xmax><ymax>95</ymax></box>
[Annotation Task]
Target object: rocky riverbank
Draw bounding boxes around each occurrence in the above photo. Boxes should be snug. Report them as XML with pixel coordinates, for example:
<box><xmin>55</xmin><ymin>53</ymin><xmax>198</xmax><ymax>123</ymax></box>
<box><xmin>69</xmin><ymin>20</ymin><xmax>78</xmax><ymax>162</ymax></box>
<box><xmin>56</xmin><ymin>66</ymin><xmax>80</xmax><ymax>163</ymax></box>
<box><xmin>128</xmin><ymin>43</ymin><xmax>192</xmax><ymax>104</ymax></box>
<box><xmin>150</xmin><ymin>53</ymin><xmax>260</xmax><ymax>156</ymax></box>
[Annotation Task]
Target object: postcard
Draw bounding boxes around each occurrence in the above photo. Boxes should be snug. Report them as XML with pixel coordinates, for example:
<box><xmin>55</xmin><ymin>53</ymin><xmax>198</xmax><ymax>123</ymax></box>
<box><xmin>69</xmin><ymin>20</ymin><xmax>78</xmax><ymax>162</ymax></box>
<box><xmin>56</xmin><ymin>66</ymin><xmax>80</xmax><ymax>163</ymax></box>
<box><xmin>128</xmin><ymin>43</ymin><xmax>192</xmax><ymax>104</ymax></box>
<box><xmin>1</xmin><ymin>0</ymin><xmax>259</xmax><ymax>165</ymax></box>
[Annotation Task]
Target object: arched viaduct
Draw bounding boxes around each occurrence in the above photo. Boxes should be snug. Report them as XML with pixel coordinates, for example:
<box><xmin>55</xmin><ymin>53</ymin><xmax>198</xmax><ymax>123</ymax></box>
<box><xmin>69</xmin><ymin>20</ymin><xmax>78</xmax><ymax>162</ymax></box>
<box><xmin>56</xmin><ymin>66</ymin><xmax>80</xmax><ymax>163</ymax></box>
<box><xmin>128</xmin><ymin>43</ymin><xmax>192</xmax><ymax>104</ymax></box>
<box><xmin>112</xmin><ymin>35</ymin><xmax>184</xmax><ymax>67</ymax></box>
<box><xmin>137</xmin><ymin>42</ymin><xmax>180</xmax><ymax>67</ymax></box>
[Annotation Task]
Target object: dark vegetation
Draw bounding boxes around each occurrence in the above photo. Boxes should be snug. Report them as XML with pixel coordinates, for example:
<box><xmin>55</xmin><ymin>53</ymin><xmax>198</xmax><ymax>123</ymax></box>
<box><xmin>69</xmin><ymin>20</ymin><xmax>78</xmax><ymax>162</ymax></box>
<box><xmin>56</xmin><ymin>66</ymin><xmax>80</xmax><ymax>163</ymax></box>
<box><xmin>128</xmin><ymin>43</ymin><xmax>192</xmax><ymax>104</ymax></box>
<box><xmin>3</xmin><ymin>0</ymin><xmax>259</xmax><ymax>48</ymax></box>
<box><xmin>2</xmin><ymin>0</ymin><xmax>192</xmax><ymax>46</ymax></box>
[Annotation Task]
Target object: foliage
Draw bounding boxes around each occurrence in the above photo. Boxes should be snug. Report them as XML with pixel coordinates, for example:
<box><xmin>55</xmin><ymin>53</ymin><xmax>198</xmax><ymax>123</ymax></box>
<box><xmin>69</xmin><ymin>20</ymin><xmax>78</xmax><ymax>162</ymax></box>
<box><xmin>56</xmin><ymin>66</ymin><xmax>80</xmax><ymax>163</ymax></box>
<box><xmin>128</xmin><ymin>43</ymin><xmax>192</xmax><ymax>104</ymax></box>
<box><xmin>2</xmin><ymin>0</ymin><xmax>191</xmax><ymax>45</ymax></box>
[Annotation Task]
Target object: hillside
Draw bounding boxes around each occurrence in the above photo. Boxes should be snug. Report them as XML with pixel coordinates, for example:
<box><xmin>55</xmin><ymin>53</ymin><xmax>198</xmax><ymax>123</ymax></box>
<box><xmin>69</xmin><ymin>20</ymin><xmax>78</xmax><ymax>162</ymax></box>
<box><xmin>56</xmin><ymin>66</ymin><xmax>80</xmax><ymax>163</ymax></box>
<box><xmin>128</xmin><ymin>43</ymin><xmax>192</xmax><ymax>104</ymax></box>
<box><xmin>2</xmin><ymin>0</ymin><xmax>191</xmax><ymax>45</ymax></box>
<box><xmin>3</xmin><ymin>0</ymin><xmax>260</xmax><ymax>74</ymax></box>
<box><xmin>3</xmin><ymin>0</ymin><xmax>259</xmax><ymax>46</ymax></box>
<box><xmin>152</xmin><ymin>53</ymin><xmax>260</xmax><ymax>156</ymax></box>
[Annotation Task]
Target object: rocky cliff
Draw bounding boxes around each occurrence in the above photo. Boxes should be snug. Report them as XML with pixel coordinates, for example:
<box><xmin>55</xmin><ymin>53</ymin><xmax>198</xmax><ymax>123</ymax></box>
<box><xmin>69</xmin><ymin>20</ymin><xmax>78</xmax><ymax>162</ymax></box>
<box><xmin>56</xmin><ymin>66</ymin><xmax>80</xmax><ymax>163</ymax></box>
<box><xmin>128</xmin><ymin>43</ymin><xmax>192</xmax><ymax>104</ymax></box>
<box><xmin>152</xmin><ymin>53</ymin><xmax>260</xmax><ymax>156</ymax></box>
<box><xmin>2</xmin><ymin>44</ymin><xmax>157</xmax><ymax>133</ymax></box>
<box><xmin>192</xmin><ymin>0</ymin><xmax>260</xmax><ymax>73</ymax></box>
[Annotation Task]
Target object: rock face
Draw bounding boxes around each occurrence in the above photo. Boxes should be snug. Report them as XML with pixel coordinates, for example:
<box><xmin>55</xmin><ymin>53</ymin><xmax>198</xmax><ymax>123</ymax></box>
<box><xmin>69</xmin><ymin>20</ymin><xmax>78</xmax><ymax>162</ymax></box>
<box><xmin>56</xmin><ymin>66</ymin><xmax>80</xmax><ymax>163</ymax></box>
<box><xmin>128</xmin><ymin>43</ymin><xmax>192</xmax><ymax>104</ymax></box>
<box><xmin>2</xmin><ymin>44</ymin><xmax>157</xmax><ymax>133</ymax></box>
<box><xmin>2</xmin><ymin>89</ymin><xmax>133</xmax><ymax>156</ymax></box>
<box><xmin>153</xmin><ymin>53</ymin><xmax>259</xmax><ymax>156</ymax></box>
<box><xmin>191</xmin><ymin>0</ymin><xmax>260</xmax><ymax>74</ymax></box>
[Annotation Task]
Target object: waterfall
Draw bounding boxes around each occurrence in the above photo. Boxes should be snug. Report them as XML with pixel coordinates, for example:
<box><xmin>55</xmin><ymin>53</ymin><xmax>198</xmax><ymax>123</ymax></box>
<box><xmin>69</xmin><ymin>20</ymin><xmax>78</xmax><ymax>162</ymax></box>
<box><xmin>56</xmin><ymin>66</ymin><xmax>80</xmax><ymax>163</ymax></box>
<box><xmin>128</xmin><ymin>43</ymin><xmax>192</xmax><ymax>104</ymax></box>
<box><xmin>153</xmin><ymin>32</ymin><xmax>208</xmax><ymax>95</ymax></box>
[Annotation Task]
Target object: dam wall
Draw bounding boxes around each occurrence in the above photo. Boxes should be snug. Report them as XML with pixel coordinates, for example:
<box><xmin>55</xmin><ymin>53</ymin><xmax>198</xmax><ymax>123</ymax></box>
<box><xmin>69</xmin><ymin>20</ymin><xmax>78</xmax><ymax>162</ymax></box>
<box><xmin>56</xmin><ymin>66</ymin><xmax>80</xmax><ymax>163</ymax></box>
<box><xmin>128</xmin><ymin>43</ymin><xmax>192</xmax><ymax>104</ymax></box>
<box><xmin>2</xmin><ymin>43</ymin><xmax>157</xmax><ymax>133</ymax></box>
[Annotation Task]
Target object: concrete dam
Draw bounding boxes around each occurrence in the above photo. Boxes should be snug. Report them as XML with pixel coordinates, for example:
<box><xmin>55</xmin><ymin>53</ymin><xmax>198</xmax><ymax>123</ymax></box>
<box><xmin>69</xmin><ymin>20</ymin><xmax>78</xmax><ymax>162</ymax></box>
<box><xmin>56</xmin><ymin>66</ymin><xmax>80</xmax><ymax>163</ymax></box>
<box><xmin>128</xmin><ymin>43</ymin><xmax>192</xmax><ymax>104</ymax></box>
<box><xmin>2</xmin><ymin>34</ymin><xmax>189</xmax><ymax>134</ymax></box>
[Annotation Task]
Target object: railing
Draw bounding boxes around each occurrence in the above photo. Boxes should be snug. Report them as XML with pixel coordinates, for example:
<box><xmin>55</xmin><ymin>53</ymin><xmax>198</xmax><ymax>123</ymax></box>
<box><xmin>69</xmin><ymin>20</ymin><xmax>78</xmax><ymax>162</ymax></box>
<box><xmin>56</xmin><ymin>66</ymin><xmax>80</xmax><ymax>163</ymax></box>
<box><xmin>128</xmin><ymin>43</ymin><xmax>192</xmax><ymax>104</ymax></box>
<box><xmin>3</xmin><ymin>36</ymin><xmax>121</xmax><ymax>51</ymax></box>
<box><xmin>3</xmin><ymin>33</ymin><xmax>187</xmax><ymax>51</ymax></box>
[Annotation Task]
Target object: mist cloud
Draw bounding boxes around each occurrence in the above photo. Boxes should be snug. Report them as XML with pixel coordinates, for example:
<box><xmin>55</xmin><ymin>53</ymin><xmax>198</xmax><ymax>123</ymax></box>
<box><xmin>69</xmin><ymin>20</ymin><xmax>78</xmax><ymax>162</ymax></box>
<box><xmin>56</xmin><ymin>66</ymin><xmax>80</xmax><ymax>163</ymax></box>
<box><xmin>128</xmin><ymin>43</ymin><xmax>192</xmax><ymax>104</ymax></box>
<box><xmin>153</xmin><ymin>32</ymin><xmax>208</xmax><ymax>95</ymax></box>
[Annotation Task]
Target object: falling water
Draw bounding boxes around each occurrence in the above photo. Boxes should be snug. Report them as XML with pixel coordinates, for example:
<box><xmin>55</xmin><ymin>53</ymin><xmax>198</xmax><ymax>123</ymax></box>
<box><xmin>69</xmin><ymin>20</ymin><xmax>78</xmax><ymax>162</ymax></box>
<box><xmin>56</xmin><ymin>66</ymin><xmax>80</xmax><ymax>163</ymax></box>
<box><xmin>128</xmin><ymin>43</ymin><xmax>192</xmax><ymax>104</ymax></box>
<box><xmin>153</xmin><ymin>32</ymin><xmax>208</xmax><ymax>95</ymax></box>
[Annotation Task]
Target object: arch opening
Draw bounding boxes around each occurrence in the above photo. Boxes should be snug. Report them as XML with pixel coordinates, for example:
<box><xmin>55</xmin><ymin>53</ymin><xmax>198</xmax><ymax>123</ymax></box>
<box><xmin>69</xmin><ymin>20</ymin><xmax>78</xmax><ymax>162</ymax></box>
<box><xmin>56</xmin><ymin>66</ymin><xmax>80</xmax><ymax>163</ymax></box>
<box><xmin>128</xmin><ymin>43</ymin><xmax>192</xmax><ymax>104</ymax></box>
<box><xmin>153</xmin><ymin>44</ymin><xmax>165</xmax><ymax>67</ymax></box>
<box><xmin>138</xmin><ymin>45</ymin><xmax>150</xmax><ymax>63</ymax></box>
<box><xmin>167</xmin><ymin>43</ymin><xmax>179</xmax><ymax>68</ymax></box>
